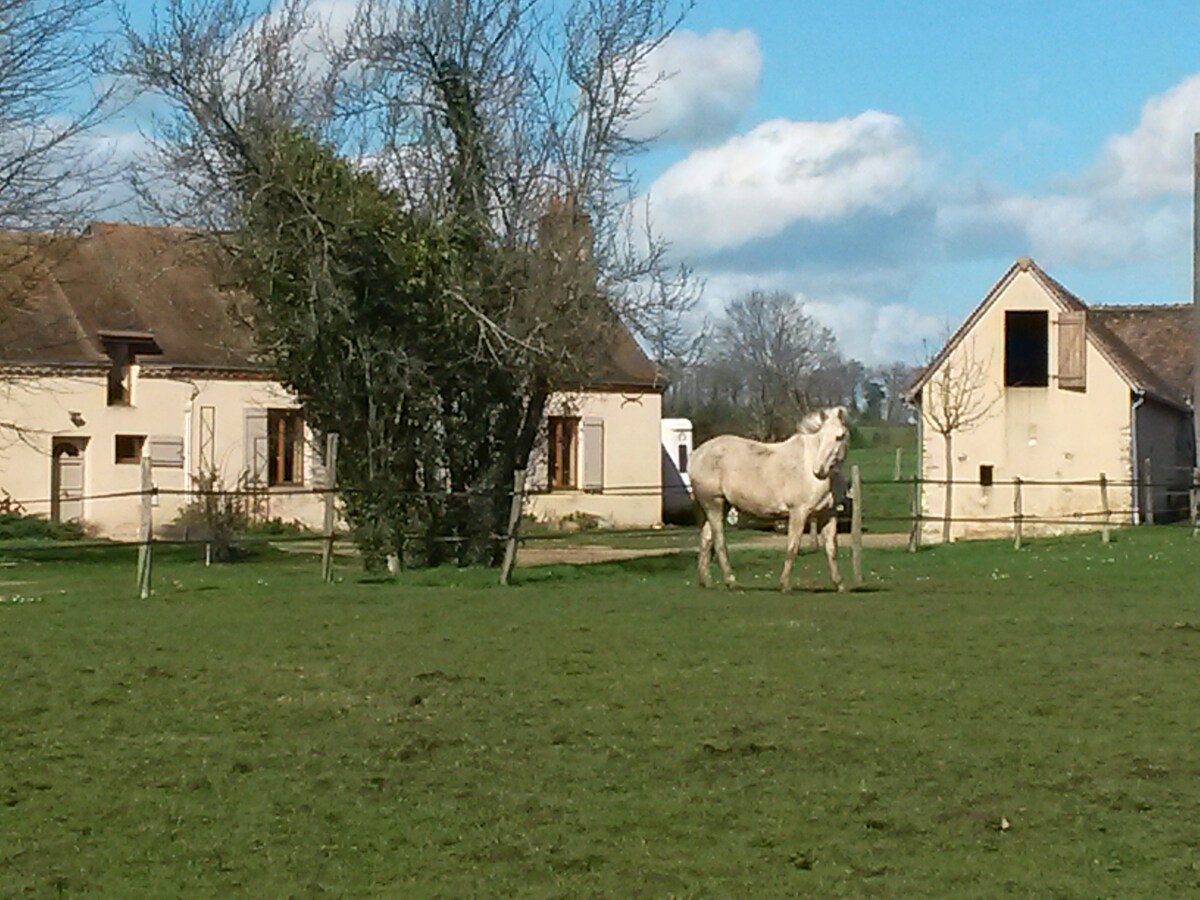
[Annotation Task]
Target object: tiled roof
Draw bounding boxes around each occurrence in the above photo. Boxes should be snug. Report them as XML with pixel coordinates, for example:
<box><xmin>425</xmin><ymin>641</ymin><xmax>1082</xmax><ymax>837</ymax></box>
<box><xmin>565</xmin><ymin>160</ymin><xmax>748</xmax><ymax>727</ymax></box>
<box><xmin>0</xmin><ymin>223</ymin><xmax>257</xmax><ymax>368</ymax></box>
<box><xmin>0</xmin><ymin>223</ymin><xmax>661</xmax><ymax>389</ymax></box>
<box><xmin>1088</xmin><ymin>304</ymin><xmax>1193</xmax><ymax>407</ymax></box>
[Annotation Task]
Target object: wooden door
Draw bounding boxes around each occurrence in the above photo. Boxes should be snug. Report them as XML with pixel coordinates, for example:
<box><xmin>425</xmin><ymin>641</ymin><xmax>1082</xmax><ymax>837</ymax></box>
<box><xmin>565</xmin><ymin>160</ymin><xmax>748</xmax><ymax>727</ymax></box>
<box><xmin>51</xmin><ymin>437</ymin><xmax>88</xmax><ymax>523</ymax></box>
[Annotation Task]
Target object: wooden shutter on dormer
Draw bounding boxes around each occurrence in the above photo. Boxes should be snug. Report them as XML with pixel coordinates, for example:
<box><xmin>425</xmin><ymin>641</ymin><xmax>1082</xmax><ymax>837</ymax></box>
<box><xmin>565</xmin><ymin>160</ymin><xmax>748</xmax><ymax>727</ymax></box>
<box><xmin>1057</xmin><ymin>310</ymin><xmax>1086</xmax><ymax>390</ymax></box>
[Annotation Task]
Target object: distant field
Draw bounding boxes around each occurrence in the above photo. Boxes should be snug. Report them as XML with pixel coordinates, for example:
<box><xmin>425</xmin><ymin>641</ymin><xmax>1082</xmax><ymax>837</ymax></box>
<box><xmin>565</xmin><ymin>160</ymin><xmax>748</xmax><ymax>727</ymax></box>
<box><xmin>2</xmin><ymin>529</ymin><xmax>1199</xmax><ymax>895</ymax></box>
<box><xmin>845</xmin><ymin>424</ymin><xmax>917</xmax><ymax>533</ymax></box>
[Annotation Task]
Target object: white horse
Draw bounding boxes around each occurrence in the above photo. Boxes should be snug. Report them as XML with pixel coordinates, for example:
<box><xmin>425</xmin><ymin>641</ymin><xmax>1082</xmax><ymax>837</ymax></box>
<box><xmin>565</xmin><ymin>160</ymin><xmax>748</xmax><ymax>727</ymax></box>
<box><xmin>690</xmin><ymin>406</ymin><xmax>850</xmax><ymax>592</ymax></box>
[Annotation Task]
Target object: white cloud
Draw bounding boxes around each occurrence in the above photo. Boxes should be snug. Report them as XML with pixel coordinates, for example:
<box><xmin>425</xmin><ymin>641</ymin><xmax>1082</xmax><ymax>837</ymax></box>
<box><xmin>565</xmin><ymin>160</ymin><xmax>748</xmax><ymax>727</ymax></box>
<box><xmin>799</xmin><ymin>296</ymin><xmax>941</xmax><ymax>366</ymax></box>
<box><xmin>1088</xmin><ymin>73</ymin><xmax>1200</xmax><ymax>200</ymax></box>
<box><xmin>646</xmin><ymin>112</ymin><xmax>924</xmax><ymax>256</ymax></box>
<box><xmin>625</xmin><ymin>28</ymin><xmax>762</xmax><ymax>146</ymax></box>
<box><xmin>937</xmin><ymin>182</ymin><xmax>1189</xmax><ymax>269</ymax></box>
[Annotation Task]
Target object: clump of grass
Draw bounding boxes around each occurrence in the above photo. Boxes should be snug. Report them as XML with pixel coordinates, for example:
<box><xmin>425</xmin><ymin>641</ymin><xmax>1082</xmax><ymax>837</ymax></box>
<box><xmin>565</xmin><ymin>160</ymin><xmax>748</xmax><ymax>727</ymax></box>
<box><xmin>0</xmin><ymin>513</ymin><xmax>84</xmax><ymax>541</ymax></box>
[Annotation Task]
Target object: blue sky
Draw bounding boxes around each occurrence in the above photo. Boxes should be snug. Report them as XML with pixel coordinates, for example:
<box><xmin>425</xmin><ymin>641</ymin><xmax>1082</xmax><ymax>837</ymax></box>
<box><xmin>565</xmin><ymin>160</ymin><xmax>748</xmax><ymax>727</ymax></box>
<box><xmin>104</xmin><ymin>0</ymin><xmax>1200</xmax><ymax>364</ymax></box>
<box><xmin>623</xmin><ymin>0</ymin><xmax>1200</xmax><ymax>363</ymax></box>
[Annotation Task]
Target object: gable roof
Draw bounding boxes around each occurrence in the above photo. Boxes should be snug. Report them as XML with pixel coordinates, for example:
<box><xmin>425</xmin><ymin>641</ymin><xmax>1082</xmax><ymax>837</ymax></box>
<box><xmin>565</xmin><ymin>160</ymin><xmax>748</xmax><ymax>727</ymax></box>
<box><xmin>906</xmin><ymin>257</ymin><xmax>1195</xmax><ymax>410</ymax></box>
<box><xmin>0</xmin><ymin>223</ymin><xmax>258</xmax><ymax>370</ymax></box>
<box><xmin>0</xmin><ymin>222</ymin><xmax>661</xmax><ymax>388</ymax></box>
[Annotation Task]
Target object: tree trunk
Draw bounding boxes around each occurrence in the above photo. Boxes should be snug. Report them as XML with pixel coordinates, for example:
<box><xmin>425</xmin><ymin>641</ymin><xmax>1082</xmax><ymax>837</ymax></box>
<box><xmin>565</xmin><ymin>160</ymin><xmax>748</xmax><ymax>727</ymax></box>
<box><xmin>498</xmin><ymin>384</ymin><xmax>549</xmax><ymax>585</ymax></box>
<box><xmin>942</xmin><ymin>432</ymin><xmax>953</xmax><ymax>544</ymax></box>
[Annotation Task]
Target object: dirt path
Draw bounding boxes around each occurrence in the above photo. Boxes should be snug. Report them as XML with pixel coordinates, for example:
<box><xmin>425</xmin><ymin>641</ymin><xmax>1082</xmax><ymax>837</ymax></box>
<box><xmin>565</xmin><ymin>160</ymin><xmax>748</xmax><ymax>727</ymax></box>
<box><xmin>273</xmin><ymin>531</ymin><xmax>910</xmax><ymax>568</ymax></box>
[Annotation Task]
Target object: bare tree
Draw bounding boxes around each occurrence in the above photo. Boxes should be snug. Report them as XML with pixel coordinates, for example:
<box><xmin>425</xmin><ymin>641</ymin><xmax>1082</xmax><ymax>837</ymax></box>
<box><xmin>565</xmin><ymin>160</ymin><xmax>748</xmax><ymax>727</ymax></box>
<box><xmin>0</xmin><ymin>0</ymin><xmax>117</xmax><ymax>230</ymax></box>
<box><xmin>875</xmin><ymin>362</ymin><xmax>919</xmax><ymax>424</ymax></box>
<box><xmin>712</xmin><ymin>289</ymin><xmax>840</xmax><ymax>439</ymax></box>
<box><xmin>920</xmin><ymin>339</ymin><xmax>998</xmax><ymax>543</ymax></box>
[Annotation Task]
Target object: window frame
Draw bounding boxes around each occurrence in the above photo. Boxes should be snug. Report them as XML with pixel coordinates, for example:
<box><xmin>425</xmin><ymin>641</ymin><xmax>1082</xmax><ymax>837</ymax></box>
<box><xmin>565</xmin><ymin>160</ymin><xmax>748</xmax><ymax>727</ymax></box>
<box><xmin>1004</xmin><ymin>310</ymin><xmax>1050</xmax><ymax>387</ymax></box>
<box><xmin>267</xmin><ymin>408</ymin><xmax>305</xmax><ymax>487</ymax></box>
<box><xmin>547</xmin><ymin>415</ymin><xmax>579</xmax><ymax>491</ymax></box>
<box><xmin>114</xmin><ymin>434</ymin><xmax>145</xmax><ymax>465</ymax></box>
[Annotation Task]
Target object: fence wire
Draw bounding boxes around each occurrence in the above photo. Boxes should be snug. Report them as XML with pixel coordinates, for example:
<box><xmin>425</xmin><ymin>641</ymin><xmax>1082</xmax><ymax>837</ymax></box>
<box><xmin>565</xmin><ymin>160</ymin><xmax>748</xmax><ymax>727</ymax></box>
<box><xmin>2</xmin><ymin>469</ymin><xmax>1197</xmax><ymax>557</ymax></box>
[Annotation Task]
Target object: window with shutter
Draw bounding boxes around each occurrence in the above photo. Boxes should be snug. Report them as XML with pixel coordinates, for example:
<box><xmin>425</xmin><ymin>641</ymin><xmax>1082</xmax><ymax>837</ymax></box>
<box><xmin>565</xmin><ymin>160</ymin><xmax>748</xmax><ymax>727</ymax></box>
<box><xmin>1057</xmin><ymin>310</ymin><xmax>1086</xmax><ymax>390</ymax></box>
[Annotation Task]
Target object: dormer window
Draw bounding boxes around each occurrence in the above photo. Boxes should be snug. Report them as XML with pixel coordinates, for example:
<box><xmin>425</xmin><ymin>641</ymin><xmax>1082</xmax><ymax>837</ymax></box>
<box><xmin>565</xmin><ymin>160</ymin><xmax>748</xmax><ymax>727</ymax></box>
<box><xmin>98</xmin><ymin>330</ymin><xmax>162</xmax><ymax>407</ymax></box>
<box><xmin>107</xmin><ymin>344</ymin><xmax>132</xmax><ymax>406</ymax></box>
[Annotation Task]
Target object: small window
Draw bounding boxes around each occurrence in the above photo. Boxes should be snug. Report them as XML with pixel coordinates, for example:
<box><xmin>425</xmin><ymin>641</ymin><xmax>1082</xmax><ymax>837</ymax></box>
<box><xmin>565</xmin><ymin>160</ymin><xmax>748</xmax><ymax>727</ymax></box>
<box><xmin>1005</xmin><ymin>311</ymin><xmax>1049</xmax><ymax>386</ymax></box>
<box><xmin>267</xmin><ymin>409</ymin><xmax>304</xmax><ymax>486</ymax></box>
<box><xmin>979</xmin><ymin>464</ymin><xmax>994</xmax><ymax>487</ymax></box>
<box><xmin>678</xmin><ymin>443</ymin><xmax>688</xmax><ymax>474</ymax></box>
<box><xmin>548</xmin><ymin>416</ymin><xmax>579</xmax><ymax>490</ymax></box>
<box><xmin>114</xmin><ymin>434</ymin><xmax>145</xmax><ymax>464</ymax></box>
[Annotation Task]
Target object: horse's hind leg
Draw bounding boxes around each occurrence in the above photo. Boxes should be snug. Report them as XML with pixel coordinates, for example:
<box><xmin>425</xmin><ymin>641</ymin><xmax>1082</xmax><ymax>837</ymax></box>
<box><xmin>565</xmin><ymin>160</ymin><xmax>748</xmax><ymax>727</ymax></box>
<box><xmin>707</xmin><ymin>505</ymin><xmax>737</xmax><ymax>589</ymax></box>
<box><xmin>697</xmin><ymin>519</ymin><xmax>714</xmax><ymax>587</ymax></box>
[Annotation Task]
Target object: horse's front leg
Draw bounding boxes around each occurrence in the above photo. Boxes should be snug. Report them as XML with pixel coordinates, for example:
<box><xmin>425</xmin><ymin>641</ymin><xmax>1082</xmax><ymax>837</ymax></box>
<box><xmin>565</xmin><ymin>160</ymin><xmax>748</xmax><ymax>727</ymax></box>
<box><xmin>819</xmin><ymin>509</ymin><xmax>845</xmax><ymax>593</ymax></box>
<box><xmin>779</xmin><ymin>506</ymin><xmax>810</xmax><ymax>592</ymax></box>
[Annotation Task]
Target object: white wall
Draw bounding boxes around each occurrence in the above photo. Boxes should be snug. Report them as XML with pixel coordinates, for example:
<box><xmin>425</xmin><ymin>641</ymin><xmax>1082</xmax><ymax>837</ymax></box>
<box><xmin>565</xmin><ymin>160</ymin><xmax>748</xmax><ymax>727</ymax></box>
<box><xmin>525</xmin><ymin>389</ymin><xmax>663</xmax><ymax>527</ymax></box>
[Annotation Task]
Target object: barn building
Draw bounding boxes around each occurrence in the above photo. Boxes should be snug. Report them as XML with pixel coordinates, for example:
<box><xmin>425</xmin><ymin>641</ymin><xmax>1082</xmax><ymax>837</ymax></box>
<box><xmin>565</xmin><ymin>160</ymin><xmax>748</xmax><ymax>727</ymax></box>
<box><xmin>907</xmin><ymin>256</ymin><xmax>1195</xmax><ymax>541</ymax></box>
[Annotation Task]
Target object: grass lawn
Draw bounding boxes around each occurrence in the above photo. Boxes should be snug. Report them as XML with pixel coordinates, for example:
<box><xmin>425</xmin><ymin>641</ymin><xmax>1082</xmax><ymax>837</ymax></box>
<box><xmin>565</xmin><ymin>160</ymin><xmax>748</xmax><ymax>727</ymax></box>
<box><xmin>3</xmin><ymin>529</ymin><xmax>1199</xmax><ymax>895</ymax></box>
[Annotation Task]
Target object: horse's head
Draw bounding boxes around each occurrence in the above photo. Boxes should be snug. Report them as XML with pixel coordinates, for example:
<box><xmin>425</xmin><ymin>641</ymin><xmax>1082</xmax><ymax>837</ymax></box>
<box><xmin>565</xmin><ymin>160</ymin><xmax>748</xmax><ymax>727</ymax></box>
<box><xmin>810</xmin><ymin>406</ymin><xmax>849</xmax><ymax>480</ymax></box>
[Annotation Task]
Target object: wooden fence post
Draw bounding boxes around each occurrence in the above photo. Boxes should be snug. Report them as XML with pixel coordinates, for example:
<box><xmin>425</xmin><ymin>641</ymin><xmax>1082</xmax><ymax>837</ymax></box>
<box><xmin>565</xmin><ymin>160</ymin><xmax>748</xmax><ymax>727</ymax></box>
<box><xmin>893</xmin><ymin>448</ymin><xmax>903</xmax><ymax>481</ymax></box>
<box><xmin>1142</xmin><ymin>456</ymin><xmax>1154</xmax><ymax>525</ymax></box>
<box><xmin>321</xmin><ymin>433</ymin><xmax>339</xmax><ymax>584</ymax></box>
<box><xmin>1099</xmin><ymin>472</ymin><xmax>1111</xmax><ymax>544</ymax></box>
<box><xmin>908</xmin><ymin>475</ymin><xmax>921</xmax><ymax>553</ymax></box>
<box><xmin>1013</xmin><ymin>476</ymin><xmax>1023</xmax><ymax>550</ymax></box>
<box><xmin>850</xmin><ymin>464</ymin><xmax>863</xmax><ymax>586</ymax></box>
<box><xmin>499</xmin><ymin>468</ymin><xmax>527</xmax><ymax>585</ymax></box>
<box><xmin>136</xmin><ymin>455</ymin><xmax>153</xmax><ymax>599</ymax></box>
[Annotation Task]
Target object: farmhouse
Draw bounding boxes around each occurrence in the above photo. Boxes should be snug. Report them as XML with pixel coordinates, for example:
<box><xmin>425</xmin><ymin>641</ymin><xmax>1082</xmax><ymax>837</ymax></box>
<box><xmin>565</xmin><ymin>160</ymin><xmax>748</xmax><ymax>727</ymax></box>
<box><xmin>0</xmin><ymin>223</ymin><xmax>664</xmax><ymax>538</ymax></box>
<box><xmin>907</xmin><ymin>256</ymin><xmax>1195</xmax><ymax>541</ymax></box>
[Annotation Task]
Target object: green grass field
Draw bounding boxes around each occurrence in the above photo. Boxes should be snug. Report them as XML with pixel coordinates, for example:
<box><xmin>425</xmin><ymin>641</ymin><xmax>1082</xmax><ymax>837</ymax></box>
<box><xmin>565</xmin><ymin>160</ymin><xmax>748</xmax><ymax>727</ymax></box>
<box><xmin>3</xmin><ymin>529</ymin><xmax>1199</xmax><ymax>895</ymax></box>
